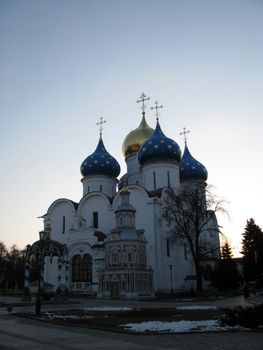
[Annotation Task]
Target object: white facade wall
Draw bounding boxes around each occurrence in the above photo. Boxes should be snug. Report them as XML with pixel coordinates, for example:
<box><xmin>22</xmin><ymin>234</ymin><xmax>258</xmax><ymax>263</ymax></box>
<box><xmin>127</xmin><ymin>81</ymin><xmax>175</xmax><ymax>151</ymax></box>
<box><xmin>78</xmin><ymin>193</ymin><xmax>115</xmax><ymax>232</ymax></box>
<box><xmin>200</xmin><ymin>212</ymin><xmax>220</xmax><ymax>259</ymax></box>
<box><xmin>48</xmin><ymin>199</ymin><xmax>76</xmax><ymax>243</ymax></box>
<box><xmin>44</xmin><ymin>256</ymin><xmax>59</xmax><ymax>290</ymax></box>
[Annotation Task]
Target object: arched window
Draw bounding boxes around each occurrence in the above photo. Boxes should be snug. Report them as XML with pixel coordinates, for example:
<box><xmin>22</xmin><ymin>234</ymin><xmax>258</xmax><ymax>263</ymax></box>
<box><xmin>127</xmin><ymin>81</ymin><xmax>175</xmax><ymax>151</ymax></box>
<box><xmin>71</xmin><ymin>254</ymin><xmax>92</xmax><ymax>282</ymax></box>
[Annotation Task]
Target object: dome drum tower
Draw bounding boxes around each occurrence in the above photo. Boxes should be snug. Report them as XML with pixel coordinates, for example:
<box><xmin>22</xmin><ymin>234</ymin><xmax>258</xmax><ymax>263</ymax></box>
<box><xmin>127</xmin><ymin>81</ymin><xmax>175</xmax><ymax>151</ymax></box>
<box><xmin>138</xmin><ymin>120</ymin><xmax>182</xmax><ymax>191</ymax></box>
<box><xmin>81</xmin><ymin>175</ymin><xmax>119</xmax><ymax>198</ymax></box>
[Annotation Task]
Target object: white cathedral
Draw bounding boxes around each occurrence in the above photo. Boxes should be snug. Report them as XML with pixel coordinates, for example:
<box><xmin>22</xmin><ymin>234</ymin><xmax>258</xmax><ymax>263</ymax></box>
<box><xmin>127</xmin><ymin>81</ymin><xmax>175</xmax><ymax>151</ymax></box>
<box><xmin>34</xmin><ymin>93</ymin><xmax>220</xmax><ymax>299</ymax></box>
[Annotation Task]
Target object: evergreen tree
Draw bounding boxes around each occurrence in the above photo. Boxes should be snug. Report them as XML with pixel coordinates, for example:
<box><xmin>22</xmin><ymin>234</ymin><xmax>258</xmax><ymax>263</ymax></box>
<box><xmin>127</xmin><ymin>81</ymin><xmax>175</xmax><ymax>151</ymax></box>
<box><xmin>211</xmin><ymin>240</ymin><xmax>241</xmax><ymax>290</ymax></box>
<box><xmin>241</xmin><ymin>218</ymin><xmax>263</xmax><ymax>286</ymax></box>
<box><xmin>221</xmin><ymin>241</ymin><xmax>233</xmax><ymax>260</ymax></box>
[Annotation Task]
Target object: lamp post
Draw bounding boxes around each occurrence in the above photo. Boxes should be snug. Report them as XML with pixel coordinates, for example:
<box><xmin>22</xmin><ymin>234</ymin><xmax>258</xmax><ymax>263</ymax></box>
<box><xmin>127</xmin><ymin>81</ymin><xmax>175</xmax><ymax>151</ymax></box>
<box><xmin>169</xmin><ymin>264</ymin><xmax>173</xmax><ymax>294</ymax></box>
<box><xmin>26</xmin><ymin>230</ymin><xmax>68</xmax><ymax>316</ymax></box>
<box><xmin>23</xmin><ymin>246</ymin><xmax>31</xmax><ymax>300</ymax></box>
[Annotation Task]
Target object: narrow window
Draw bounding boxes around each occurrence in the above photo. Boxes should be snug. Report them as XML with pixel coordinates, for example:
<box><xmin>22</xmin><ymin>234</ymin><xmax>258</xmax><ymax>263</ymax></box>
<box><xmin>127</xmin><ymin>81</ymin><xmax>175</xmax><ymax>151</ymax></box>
<box><xmin>167</xmin><ymin>171</ymin><xmax>170</xmax><ymax>187</ymax></box>
<box><xmin>99</xmin><ymin>185</ymin><xmax>102</xmax><ymax>192</ymax></box>
<box><xmin>166</xmin><ymin>238</ymin><xmax>170</xmax><ymax>257</ymax></box>
<box><xmin>62</xmin><ymin>216</ymin><xmax>65</xmax><ymax>233</ymax></box>
<box><xmin>87</xmin><ymin>186</ymin><xmax>90</xmax><ymax>193</ymax></box>
<box><xmin>153</xmin><ymin>171</ymin><xmax>156</xmax><ymax>190</ymax></box>
<box><xmin>93</xmin><ymin>211</ymin><xmax>98</xmax><ymax>228</ymax></box>
<box><xmin>184</xmin><ymin>243</ymin><xmax>187</xmax><ymax>260</ymax></box>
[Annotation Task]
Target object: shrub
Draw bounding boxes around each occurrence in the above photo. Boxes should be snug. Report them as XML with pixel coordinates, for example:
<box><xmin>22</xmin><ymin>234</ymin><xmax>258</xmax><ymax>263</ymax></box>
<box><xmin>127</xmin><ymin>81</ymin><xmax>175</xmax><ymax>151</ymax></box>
<box><xmin>220</xmin><ymin>304</ymin><xmax>263</xmax><ymax>328</ymax></box>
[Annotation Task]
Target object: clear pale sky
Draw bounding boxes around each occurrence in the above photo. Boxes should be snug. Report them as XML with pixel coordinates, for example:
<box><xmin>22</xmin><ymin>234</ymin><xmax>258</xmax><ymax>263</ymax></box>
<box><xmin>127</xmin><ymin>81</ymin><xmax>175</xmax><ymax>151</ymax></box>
<box><xmin>0</xmin><ymin>0</ymin><xmax>262</xmax><ymax>256</ymax></box>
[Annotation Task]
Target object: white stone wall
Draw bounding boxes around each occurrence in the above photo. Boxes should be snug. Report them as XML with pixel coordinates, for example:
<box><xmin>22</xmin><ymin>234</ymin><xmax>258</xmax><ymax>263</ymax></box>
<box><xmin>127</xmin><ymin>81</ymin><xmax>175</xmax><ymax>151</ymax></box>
<box><xmin>47</xmin><ymin>199</ymin><xmax>76</xmax><ymax>243</ymax></box>
<box><xmin>77</xmin><ymin>192</ymin><xmax>115</xmax><ymax>232</ymax></box>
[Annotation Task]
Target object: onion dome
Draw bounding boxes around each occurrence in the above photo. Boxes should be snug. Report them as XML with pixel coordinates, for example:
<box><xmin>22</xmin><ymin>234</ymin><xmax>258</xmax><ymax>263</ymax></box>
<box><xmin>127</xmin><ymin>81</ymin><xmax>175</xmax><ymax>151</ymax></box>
<box><xmin>122</xmin><ymin>114</ymin><xmax>154</xmax><ymax>157</ymax></box>
<box><xmin>138</xmin><ymin>120</ymin><xmax>181</xmax><ymax>164</ymax></box>
<box><xmin>81</xmin><ymin>136</ymin><xmax>120</xmax><ymax>178</ymax></box>
<box><xmin>180</xmin><ymin>143</ymin><xmax>208</xmax><ymax>183</ymax></box>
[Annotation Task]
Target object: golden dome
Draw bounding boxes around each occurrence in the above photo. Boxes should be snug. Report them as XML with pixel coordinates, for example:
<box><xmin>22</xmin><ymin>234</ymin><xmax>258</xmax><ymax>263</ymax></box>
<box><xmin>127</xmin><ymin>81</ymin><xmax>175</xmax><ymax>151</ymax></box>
<box><xmin>122</xmin><ymin>114</ymin><xmax>154</xmax><ymax>157</ymax></box>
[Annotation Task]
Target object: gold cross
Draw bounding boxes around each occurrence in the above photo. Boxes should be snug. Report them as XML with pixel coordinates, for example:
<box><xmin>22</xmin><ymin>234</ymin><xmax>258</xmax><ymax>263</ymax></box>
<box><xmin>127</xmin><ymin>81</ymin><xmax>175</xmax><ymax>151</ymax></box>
<box><xmin>180</xmin><ymin>127</ymin><xmax>190</xmax><ymax>144</ymax></box>
<box><xmin>151</xmin><ymin>101</ymin><xmax>163</xmax><ymax>121</ymax></box>
<box><xmin>136</xmin><ymin>92</ymin><xmax>150</xmax><ymax>114</ymax></box>
<box><xmin>96</xmin><ymin>117</ymin><xmax>106</xmax><ymax>136</ymax></box>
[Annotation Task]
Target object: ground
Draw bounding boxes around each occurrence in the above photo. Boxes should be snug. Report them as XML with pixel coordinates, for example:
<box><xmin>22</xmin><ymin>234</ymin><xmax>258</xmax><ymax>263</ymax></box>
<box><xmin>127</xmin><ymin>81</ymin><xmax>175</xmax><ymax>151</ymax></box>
<box><xmin>0</xmin><ymin>292</ymin><xmax>262</xmax><ymax>349</ymax></box>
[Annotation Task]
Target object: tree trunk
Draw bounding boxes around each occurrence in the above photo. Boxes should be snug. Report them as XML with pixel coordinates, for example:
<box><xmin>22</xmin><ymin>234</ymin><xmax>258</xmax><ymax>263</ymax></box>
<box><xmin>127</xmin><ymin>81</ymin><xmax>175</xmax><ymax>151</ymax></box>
<box><xmin>195</xmin><ymin>260</ymin><xmax>203</xmax><ymax>292</ymax></box>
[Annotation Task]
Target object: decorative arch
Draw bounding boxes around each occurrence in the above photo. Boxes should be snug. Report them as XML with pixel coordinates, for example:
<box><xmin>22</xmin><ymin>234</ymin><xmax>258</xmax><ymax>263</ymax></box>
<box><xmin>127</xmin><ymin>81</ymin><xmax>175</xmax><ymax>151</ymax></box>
<box><xmin>77</xmin><ymin>191</ymin><xmax>111</xmax><ymax>216</ymax></box>
<box><xmin>47</xmin><ymin>198</ymin><xmax>78</xmax><ymax>215</ymax></box>
<box><xmin>68</xmin><ymin>242</ymin><xmax>93</xmax><ymax>259</ymax></box>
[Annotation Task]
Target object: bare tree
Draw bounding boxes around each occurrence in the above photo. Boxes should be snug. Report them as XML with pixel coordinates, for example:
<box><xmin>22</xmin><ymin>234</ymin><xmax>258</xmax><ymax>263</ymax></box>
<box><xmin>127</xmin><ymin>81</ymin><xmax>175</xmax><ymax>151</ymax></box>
<box><xmin>161</xmin><ymin>183</ymin><xmax>227</xmax><ymax>291</ymax></box>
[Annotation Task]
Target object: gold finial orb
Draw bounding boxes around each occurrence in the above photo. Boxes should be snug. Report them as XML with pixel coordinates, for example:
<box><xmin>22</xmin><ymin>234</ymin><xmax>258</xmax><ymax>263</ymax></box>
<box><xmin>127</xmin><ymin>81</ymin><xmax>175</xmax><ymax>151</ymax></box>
<box><xmin>122</xmin><ymin>114</ymin><xmax>154</xmax><ymax>157</ymax></box>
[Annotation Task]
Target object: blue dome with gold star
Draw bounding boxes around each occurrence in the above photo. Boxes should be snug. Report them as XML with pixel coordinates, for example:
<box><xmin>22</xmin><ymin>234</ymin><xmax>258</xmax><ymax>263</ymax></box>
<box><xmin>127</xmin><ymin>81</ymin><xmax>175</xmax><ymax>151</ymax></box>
<box><xmin>180</xmin><ymin>143</ymin><xmax>208</xmax><ymax>183</ymax></box>
<box><xmin>81</xmin><ymin>137</ymin><xmax>120</xmax><ymax>178</ymax></box>
<box><xmin>138</xmin><ymin>121</ymin><xmax>181</xmax><ymax>164</ymax></box>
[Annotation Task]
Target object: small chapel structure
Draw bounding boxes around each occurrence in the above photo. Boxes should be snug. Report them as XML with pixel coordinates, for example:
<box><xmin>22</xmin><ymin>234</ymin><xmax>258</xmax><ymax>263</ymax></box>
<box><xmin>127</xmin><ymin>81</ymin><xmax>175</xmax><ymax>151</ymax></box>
<box><xmin>29</xmin><ymin>93</ymin><xmax>220</xmax><ymax>299</ymax></box>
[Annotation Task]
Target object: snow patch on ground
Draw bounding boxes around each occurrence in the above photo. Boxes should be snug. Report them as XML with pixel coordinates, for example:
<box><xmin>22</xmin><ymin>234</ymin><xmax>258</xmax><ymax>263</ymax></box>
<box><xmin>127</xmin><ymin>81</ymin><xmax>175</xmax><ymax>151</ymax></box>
<box><xmin>176</xmin><ymin>305</ymin><xmax>217</xmax><ymax>310</ymax></box>
<box><xmin>42</xmin><ymin>313</ymin><xmax>93</xmax><ymax>320</ymax></box>
<box><xmin>121</xmin><ymin>320</ymin><xmax>242</xmax><ymax>333</ymax></box>
<box><xmin>54</xmin><ymin>315</ymin><xmax>93</xmax><ymax>320</ymax></box>
<box><xmin>83</xmin><ymin>306</ymin><xmax>133</xmax><ymax>311</ymax></box>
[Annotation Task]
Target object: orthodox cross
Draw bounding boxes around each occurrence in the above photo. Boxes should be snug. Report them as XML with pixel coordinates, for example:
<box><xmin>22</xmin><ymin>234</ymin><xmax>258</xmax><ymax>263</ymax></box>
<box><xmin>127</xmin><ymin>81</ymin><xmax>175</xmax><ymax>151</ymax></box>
<box><xmin>136</xmin><ymin>92</ymin><xmax>150</xmax><ymax>114</ymax></box>
<box><xmin>96</xmin><ymin>117</ymin><xmax>106</xmax><ymax>136</ymax></box>
<box><xmin>151</xmin><ymin>101</ymin><xmax>163</xmax><ymax>121</ymax></box>
<box><xmin>180</xmin><ymin>127</ymin><xmax>190</xmax><ymax>144</ymax></box>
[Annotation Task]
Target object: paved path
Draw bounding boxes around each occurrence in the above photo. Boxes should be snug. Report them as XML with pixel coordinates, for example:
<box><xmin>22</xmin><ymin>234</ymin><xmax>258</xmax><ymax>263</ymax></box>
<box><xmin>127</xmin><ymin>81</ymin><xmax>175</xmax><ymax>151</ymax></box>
<box><xmin>0</xmin><ymin>315</ymin><xmax>262</xmax><ymax>350</ymax></box>
<box><xmin>1</xmin><ymin>291</ymin><xmax>263</xmax><ymax>311</ymax></box>
<box><xmin>0</xmin><ymin>293</ymin><xmax>262</xmax><ymax>350</ymax></box>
